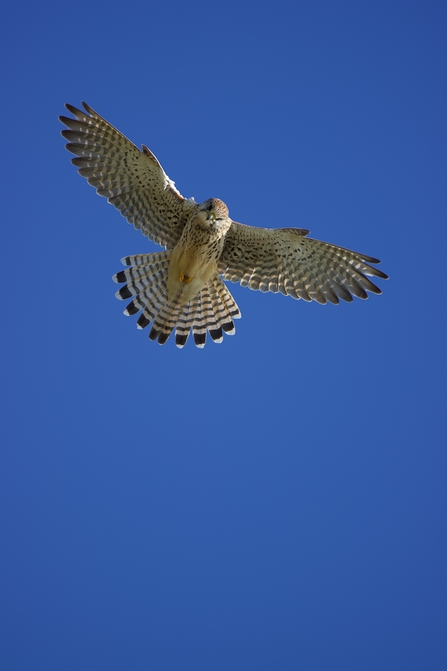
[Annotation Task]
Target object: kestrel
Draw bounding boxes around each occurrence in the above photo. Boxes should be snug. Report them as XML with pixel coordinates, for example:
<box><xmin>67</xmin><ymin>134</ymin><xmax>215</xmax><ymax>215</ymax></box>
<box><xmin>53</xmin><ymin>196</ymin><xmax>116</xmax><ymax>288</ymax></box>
<box><xmin>60</xmin><ymin>103</ymin><xmax>388</xmax><ymax>348</ymax></box>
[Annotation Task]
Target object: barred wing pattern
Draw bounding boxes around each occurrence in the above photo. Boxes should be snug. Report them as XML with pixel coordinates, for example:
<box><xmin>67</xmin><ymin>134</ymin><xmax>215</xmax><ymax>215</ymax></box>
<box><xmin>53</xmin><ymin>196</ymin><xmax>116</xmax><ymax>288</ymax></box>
<box><xmin>59</xmin><ymin>102</ymin><xmax>193</xmax><ymax>249</ymax></box>
<box><xmin>60</xmin><ymin>102</ymin><xmax>388</xmax><ymax>348</ymax></box>
<box><xmin>220</xmin><ymin>224</ymin><xmax>388</xmax><ymax>304</ymax></box>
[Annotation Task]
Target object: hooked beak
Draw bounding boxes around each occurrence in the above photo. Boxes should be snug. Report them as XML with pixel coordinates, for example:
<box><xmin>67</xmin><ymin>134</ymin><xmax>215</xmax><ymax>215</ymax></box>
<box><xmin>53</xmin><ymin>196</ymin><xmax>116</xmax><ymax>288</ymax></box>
<box><xmin>206</xmin><ymin>211</ymin><xmax>216</xmax><ymax>221</ymax></box>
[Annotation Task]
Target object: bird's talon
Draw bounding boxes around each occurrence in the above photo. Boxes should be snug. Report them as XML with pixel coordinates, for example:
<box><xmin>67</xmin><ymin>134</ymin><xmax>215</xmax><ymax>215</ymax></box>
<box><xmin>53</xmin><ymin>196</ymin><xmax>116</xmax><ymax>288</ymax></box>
<box><xmin>179</xmin><ymin>271</ymin><xmax>193</xmax><ymax>284</ymax></box>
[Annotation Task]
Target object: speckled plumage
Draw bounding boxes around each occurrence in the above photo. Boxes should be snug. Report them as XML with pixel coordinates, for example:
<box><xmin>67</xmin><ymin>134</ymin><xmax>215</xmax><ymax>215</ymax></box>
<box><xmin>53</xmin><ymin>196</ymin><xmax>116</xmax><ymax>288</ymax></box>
<box><xmin>60</xmin><ymin>102</ymin><xmax>388</xmax><ymax>348</ymax></box>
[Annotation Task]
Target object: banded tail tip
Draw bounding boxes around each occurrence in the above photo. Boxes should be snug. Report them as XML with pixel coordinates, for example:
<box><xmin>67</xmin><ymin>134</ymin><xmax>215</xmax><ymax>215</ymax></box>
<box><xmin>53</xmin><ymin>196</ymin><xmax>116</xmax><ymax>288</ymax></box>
<box><xmin>115</xmin><ymin>286</ymin><xmax>132</xmax><ymax>300</ymax></box>
<box><xmin>137</xmin><ymin>315</ymin><xmax>151</xmax><ymax>330</ymax></box>
<box><xmin>175</xmin><ymin>334</ymin><xmax>189</xmax><ymax>349</ymax></box>
<box><xmin>113</xmin><ymin>271</ymin><xmax>127</xmax><ymax>284</ymax></box>
<box><xmin>193</xmin><ymin>332</ymin><xmax>206</xmax><ymax>349</ymax></box>
<box><xmin>209</xmin><ymin>327</ymin><xmax>223</xmax><ymax>343</ymax></box>
<box><xmin>158</xmin><ymin>332</ymin><xmax>171</xmax><ymax>345</ymax></box>
<box><xmin>124</xmin><ymin>301</ymin><xmax>140</xmax><ymax>316</ymax></box>
<box><xmin>148</xmin><ymin>327</ymin><xmax>159</xmax><ymax>341</ymax></box>
<box><xmin>222</xmin><ymin>321</ymin><xmax>236</xmax><ymax>336</ymax></box>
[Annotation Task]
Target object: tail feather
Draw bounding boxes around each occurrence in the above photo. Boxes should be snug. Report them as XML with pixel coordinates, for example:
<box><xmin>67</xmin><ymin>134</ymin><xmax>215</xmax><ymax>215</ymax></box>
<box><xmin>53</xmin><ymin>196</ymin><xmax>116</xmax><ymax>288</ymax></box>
<box><xmin>149</xmin><ymin>300</ymin><xmax>181</xmax><ymax>344</ymax></box>
<box><xmin>175</xmin><ymin>301</ymin><xmax>193</xmax><ymax>348</ymax></box>
<box><xmin>212</xmin><ymin>276</ymin><xmax>241</xmax><ymax>335</ymax></box>
<box><xmin>120</xmin><ymin>252</ymin><xmax>170</xmax><ymax>267</ymax></box>
<box><xmin>174</xmin><ymin>279</ymin><xmax>239</xmax><ymax>348</ymax></box>
<box><xmin>191</xmin><ymin>293</ymin><xmax>207</xmax><ymax>348</ymax></box>
<box><xmin>214</xmin><ymin>275</ymin><xmax>241</xmax><ymax>320</ymax></box>
<box><xmin>115</xmin><ymin>267</ymin><xmax>166</xmax><ymax>301</ymax></box>
<box><xmin>125</xmin><ymin>277</ymin><xmax>167</xmax><ymax>321</ymax></box>
<box><xmin>113</xmin><ymin>251</ymin><xmax>170</xmax><ymax>303</ymax></box>
<box><xmin>206</xmin><ymin>281</ymin><xmax>229</xmax><ymax>342</ymax></box>
<box><xmin>201</xmin><ymin>284</ymin><xmax>223</xmax><ymax>343</ymax></box>
<box><xmin>113</xmin><ymin>252</ymin><xmax>241</xmax><ymax>348</ymax></box>
<box><xmin>136</xmin><ymin>282</ymin><xmax>168</xmax><ymax>328</ymax></box>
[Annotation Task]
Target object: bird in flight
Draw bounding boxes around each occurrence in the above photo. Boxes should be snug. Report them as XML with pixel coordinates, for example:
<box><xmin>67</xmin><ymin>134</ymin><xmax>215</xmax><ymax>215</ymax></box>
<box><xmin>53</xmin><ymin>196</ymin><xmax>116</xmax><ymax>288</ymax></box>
<box><xmin>60</xmin><ymin>103</ymin><xmax>388</xmax><ymax>348</ymax></box>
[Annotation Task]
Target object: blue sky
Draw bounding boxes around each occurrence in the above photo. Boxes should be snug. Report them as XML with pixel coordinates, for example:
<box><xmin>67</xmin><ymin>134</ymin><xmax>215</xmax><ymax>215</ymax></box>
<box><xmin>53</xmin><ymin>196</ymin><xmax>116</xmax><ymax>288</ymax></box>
<box><xmin>1</xmin><ymin>1</ymin><xmax>446</xmax><ymax>669</ymax></box>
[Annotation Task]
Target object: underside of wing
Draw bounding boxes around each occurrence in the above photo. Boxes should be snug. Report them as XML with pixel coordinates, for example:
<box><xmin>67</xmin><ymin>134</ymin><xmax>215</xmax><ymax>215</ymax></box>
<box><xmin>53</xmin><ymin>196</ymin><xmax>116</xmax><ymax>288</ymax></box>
<box><xmin>220</xmin><ymin>222</ymin><xmax>388</xmax><ymax>304</ymax></box>
<box><xmin>59</xmin><ymin>102</ymin><xmax>193</xmax><ymax>249</ymax></box>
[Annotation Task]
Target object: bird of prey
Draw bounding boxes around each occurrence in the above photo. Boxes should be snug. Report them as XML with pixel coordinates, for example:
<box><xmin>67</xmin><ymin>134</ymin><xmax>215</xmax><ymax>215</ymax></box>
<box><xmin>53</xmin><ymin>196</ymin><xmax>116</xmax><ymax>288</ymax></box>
<box><xmin>60</xmin><ymin>102</ymin><xmax>388</xmax><ymax>348</ymax></box>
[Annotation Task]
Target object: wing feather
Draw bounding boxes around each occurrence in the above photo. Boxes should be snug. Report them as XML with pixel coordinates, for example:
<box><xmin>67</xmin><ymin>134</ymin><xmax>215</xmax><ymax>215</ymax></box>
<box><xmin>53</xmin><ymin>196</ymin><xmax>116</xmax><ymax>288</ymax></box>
<box><xmin>59</xmin><ymin>102</ymin><xmax>194</xmax><ymax>249</ymax></box>
<box><xmin>220</xmin><ymin>223</ymin><xmax>388</xmax><ymax>303</ymax></box>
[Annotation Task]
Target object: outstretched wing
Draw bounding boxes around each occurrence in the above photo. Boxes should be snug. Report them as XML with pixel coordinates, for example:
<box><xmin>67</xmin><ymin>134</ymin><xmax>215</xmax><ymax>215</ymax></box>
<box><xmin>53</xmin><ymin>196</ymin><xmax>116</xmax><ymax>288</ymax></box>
<box><xmin>220</xmin><ymin>223</ymin><xmax>388</xmax><ymax>304</ymax></box>
<box><xmin>59</xmin><ymin>102</ymin><xmax>194</xmax><ymax>249</ymax></box>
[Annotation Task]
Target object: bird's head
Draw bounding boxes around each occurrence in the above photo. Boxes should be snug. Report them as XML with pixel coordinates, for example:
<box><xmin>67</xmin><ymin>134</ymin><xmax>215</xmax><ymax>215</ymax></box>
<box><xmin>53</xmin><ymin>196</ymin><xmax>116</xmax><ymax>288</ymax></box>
<box><xmin>197</xmin><ymin>198</ymin><xmax>230</xmax><ymax>229</ymax></box>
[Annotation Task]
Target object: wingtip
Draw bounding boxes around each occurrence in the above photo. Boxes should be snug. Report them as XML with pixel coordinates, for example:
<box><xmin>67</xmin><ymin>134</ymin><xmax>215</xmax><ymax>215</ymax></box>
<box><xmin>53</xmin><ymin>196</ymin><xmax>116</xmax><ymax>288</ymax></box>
<box><xmin>81</xmin><ymin>101</ymin><xmax>94</xmax><ymax>115</ymax></box>
<box><xmin>369</xmin><ymin>266</ymin><xmax>389</xmax><ymax>280</ymax></box>
<box><xmin>362</xmin><ymin>257</ymin><xmax>390</xmax><ymax>278</ymax></box>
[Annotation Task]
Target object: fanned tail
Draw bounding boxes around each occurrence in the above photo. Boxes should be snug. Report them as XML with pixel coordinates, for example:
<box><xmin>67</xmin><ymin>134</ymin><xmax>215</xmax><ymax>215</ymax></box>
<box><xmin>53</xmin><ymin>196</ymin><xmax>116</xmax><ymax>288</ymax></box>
<box><xmin>113</xmin><ymin>254</ymin><xmax>241</xmax><ymax>348</ymax></box>
<box><xmin>173</xmin><ymin>277</ymin><xmax>241</xmax><ymax>349</ymax></box>
<box><xmin>149</xmin><ymin>300</ymin><xmax>182</xmax><ymax>345</ymax></box>
<box><xmin>113</xmin><ymin>251</ymin><xmax>170</xmax><ymax>328</ymax></box>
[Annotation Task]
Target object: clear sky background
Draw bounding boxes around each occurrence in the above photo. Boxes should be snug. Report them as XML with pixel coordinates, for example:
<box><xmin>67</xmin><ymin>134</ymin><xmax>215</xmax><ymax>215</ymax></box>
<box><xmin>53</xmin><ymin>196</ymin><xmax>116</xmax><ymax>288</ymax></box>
<box><xmin>1</xmin><ymin>1</ymin><xmax>446</xmax><ymax>669</ymax></box>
